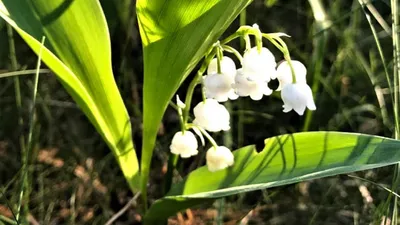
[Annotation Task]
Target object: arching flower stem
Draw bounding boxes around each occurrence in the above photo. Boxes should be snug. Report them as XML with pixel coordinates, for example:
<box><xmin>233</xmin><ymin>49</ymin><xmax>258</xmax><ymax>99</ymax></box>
<box><xmin>261</xmin><ymin>33</ymin><xmax>285</xmax><ymax>53</ymax></box>
<box><xmin>216</xmin><ymin>43</ymin><xmax>223</xmax><ymax>74</ymax></box>
<box><xmin>273</xmin><ymin>36</ymin><xmax>297</xmax><ymax>84</ymax></box>
<box><xmin>262</xmin><ymin>33</ymin><xmax>297</xmax><ymax>83</ymax></box>
<box><xmin>252</xmin><ymin>24</ymin><xmax>263</xmax><ymax>53</ymax></box>
<box><xmin>283</xmin><ymin>55</ymin><xmax>297</xmax><ymax>83</ymax></box>
<box><xmin>187</xmin><ymin>123</ymin><xmax>218</xmax><ymax>149</ymax></box>
<box><xmin>177</xmin><ymin>103</ymin><xmax>186</xmax><ymax>133</ymax></box>
<box><xmin>182</xmin><ymin>48</ymin><xmax>217</xmax><ymax>125</ymax></box>
<box><xmin>222</xmin><ymin>45</ymin><xmax>243</xmax><ymax>63</ymax></box>
<box><xmin>220</xmin><ymin>25</ymin><xmax>262</xmax><ymax>45</ymax></box>
<box><xmin>244</xmin><ymin>34</ymin><xmax>251</xmax><ymax>51</ymax></box>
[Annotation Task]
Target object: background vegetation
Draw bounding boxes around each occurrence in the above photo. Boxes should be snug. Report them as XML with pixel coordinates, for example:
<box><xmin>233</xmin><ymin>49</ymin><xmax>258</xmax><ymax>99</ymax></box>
<box><xmin>0</xmin><ymin>0</ymin><xmax>398</xmax><ymax>224</ymax></box>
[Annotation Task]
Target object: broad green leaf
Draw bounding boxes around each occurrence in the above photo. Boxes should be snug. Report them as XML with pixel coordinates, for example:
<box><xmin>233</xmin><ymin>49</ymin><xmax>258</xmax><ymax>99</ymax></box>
<box><xmin>137</xmin><ymin>0</ymin><xmax>252</xmax><ymax>195</ymax></box>
<box><xmin>0</xmin><ymin>0</ymin><xmax>139</xmax><ymax>191</ymax></box>
<box><xmin>145</xmin><ymin>131</ymin><xmax>400</xmax><ymax>223</ymax></box>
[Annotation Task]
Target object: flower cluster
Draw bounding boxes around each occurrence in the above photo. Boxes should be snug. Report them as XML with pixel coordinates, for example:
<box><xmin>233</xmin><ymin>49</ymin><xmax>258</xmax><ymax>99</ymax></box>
<box><xmin>169</xmin><ymin>24</ymin><xmax>316</xmax><ymax>173</ymax></box>
<box><xmin>170</xmin><ymin>97</ymin><xmax>234</xmax><ymax>172</ymax></box>
<box><xmin>204</xmin><ymin>47</ymin><xmax>315</xmax><ymax>115</ymax></box>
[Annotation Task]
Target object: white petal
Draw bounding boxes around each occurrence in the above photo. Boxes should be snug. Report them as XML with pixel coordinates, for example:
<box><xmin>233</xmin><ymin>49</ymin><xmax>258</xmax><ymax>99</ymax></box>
<box><xmin>282</xmin><ymin>104</ymin><xmax>293</xmax><ymax>113</ymax></box>
<box><xmin>250</xmin><ymin>92</ymin><xmax>263</xmax><ymax>101</ymax></box>
<box><xmin>280</xmin><ymin>83</ymin><xmax>316</xmax><ymax>116</ymax></box>
<box><xmin>170</xmin><ymin>131</ymin><xmax>198</xmax><ymax>158</ymax></box>
<box><xmin>305</xmin><ymin>87</ymin><xmax>317</xmax><ymax>110</ymax></box>
<box><xmin>233</xmin><ymin>69</ymin><xmax>252</xmax><ymax>97</ymax></box>
<box><xmin>193</xmin><ymin>99</ymin><xmax>230</xmax><ymax>132</ymax></box>
<box><xmin>276</xmin><ymin>60</ymin><xmax>307</xmax><ymax>90</ymax></box>
<box><xmin>176</xmin><ymin>95</ymin><xmax>186</xmax><ymax>109</ymax></box>
<box><xmin>206</xmin><ymin>146</ymin><xmax>234</xmax><ymax>172</ymax></box>
<box><xmin>261</xmin><ymin>83</ymin><xmax>273</xmax><ymax>96</ymax></box>
<box><xmin>293</xmin><ymin>105</ymin><xmax>306</xmax><ymax>116</ymax></box>
<box><xmin>233</xmin><ymin>68</ymin><xmax>273</xmax><ymax>100</ymax></box>
<box><xmin>270</xmin><ymin>69</ymin><xmax>278</xmax><ymax>80</ymax></box>
<box><xmin>242</xmin><ymin>47</ymin><xmax>276</xmax><ymax>82</ymax></box>
<box><xmin>307</xmin><ymin>99</ymin><xmax>317</xmax><ymax>110</ymax></box>
<box><xmin>228</xmin><ymin>89</ymin><xmax>239</xmax><ymax>100</ymax></box>
<box><xmin>203</xmin><ymin>72</ymin><xmax>235</xmax><ymax>102</ymax></box>
<box><xmin>215</xmin><ymin>94</ymin><xmax>229</xmax><ymax>102</ymax></box>
<box><xmin>207</xmin><ymin>56</ymin><xmax>236</xmax><ymax>77</ymax></box>
<box><xmin>276</xmin><ymin>82</ymin><xmax>284</xmax><ymax>91</ymax></box>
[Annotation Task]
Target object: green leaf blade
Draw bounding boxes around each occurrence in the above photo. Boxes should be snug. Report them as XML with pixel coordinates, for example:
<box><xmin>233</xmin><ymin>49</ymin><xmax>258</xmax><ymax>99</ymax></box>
<box><xmin>0</xmin><ymin>0</ymin><xmax>139</xmax><ymax>191</ymax></box>
<box><xmin>145</xmin><ymin>132</ymin><xmax>400</xmax><ymax>222</ymax></box>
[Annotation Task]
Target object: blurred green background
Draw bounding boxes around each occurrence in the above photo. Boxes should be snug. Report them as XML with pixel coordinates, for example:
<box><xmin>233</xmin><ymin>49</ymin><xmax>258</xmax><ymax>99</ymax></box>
<box><xmin>0</xmin><ymin>0</ymin><xmax>397</xmax><ymax>224</ymax></box>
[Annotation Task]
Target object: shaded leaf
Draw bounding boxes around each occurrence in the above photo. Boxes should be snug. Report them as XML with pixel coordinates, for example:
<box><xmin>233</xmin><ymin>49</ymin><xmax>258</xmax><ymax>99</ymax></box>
<box><xmin>145</xmin><ymin>131</ymin><xmax>400</xmax><ymax>222</ymax></box>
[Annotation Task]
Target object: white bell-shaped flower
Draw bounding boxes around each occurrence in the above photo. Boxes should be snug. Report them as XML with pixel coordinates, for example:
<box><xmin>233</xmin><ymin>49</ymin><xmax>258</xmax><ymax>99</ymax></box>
<box><xmin>233</xmin><ymin>68</ymin><xmax>273</xmax><ymax>100</ymax></box>
<box><xmin>193</xmin><ymin>99</ymin><xmax>230</xmax><ymax>132</ymax></box>
<box><xmin>206</xmin><ymin>146</ymin><xmax>234</xmax><ymax>172</ymax></box>
<box><xmin>281</xmin><ymin>83</ymin><xmax>316</xmax><ymax>116</ymax></box>
<box><xmin>170</xmin><ymin>131</ymin><xmax>198</xmax><ymax>158</ymax></box>
<box><xmin>242</xmin><ymin>47</ymin><xmax>277</xmax><ymax>82</ymax></box>
<box><xmin>203</xmin><ymin>73</ymin><xmax>238</xmax><ymax>102</ymax></box>
<box><xmin>203</xmin><ymin>56</ymin><xmax>238</xmax><ymax>102</ymax></box>
<box><xmin>207</xmin><ymin>56</ymin><xmax>237</xmax><ymax>77</ymax></box>
<box><xmin>276</xmin><ymin>60</ymin><xmax>307</xmax><ymax>91</ymax></box>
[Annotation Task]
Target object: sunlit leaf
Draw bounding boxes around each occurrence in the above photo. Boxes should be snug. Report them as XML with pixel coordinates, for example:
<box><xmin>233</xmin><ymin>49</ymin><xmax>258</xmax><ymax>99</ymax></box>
<box><xmin>137</xmin><ymin>0</ymin><xmax>252</xmax><ymax>195</ymax></box>
<box><xmin>145</xmin><ymin>131</ymin><xmax>400</xmax><ymax>223</ymax></box>
<box><xmin>0</xmin><ymin>0</ymin><xmax>139</xmax><ymax>191</ymax></box>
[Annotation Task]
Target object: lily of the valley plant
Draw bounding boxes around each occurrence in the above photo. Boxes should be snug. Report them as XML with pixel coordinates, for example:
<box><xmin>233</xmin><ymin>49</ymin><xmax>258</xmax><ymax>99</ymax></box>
<box><xmin>170</xmin><ymin>24</ymin><xmax>316</xmax><ymax>172</ymax></box>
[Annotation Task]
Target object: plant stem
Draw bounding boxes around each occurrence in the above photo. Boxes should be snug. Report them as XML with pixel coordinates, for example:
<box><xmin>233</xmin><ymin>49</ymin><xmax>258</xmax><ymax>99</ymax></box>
<box><xmin>216</xmin><ymin>198</ymin><xmax>225</xmax><ymax>225</ymax></box>
<box><xmin>0</xmin><ymin>189</ymin><xmax>18</xmax><ymax>225</ymax></box>
<box><xmin>283</xmin><ymin>54</ymin><xmax>297</xmax><ymax>83</ymax></box>
<box><xmin>392</xmin><ymin>0</ymin><xmax>400</xmax><ymax>137</ymax></box>
<box><xmin>8</xmin><ymin>23</ymin><xmax>27</xmax><ymax>223</ymax></box>
<box><xmin>262</xmin><ymin>34</ymin><xmax>296</xmax><ymax>82</ymax></box>
<box><xmin>391</xmin><ymin>0</ymin><xmax>400</xmax><ymax>223</ymax></box>
<box><xmin>183</xmin><ymin>71</ymin><xmax>202</xmax><ymax>125</ymax></box>
<box><xmin>17</xmin><ymin>37</ymin><xmax>45</xmax><ymax>223</ymax></box>
<box><xmin>0</xmin><ymin>215</ymin><xmax>17</xmax><ymax>225</ymax></box>
<box><xmin>359</xmin><ymin>0</ymin><xmax>396</xmax><ymax>134</ymax></box>
<box><xmin>238</xmin><ymin>10</ymin><xmax>246</xmax><ymax>147</ymax></box>
<box><xmin>220</xmin><ymin>26</ymin><xmax>259</xmax><ymax>45</ymax></box>
<box><xmin>0</xmin><ymin>69</ymin><xmax>50</xmax><ymax>79</ymax></box>
<box><xmin>163</xmin><ymin>154</ymin><xmax>178</xmax><ymax>194</ymax></box>
<box><xmin>303</xmin><ymin>0</ymin><xmax>331</xmax><ymax>131</ymax></box>
<box><xmin>182</xmin><ymin>50</ymin><xmax>216</xmax><ymax>125</ymax></box>
<box><xmin>216</xmin><ymin>45</ymin><xmax>223</xmax><ymax>74</ymax></box>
